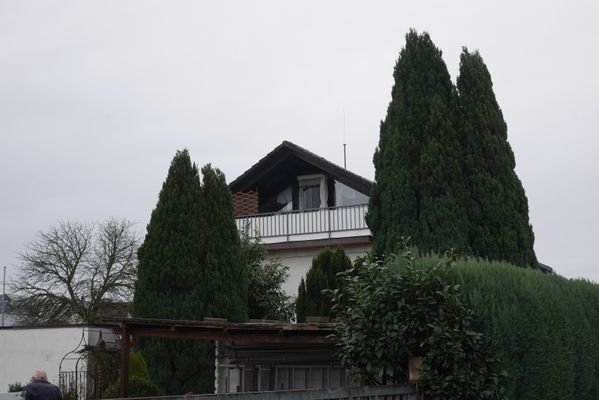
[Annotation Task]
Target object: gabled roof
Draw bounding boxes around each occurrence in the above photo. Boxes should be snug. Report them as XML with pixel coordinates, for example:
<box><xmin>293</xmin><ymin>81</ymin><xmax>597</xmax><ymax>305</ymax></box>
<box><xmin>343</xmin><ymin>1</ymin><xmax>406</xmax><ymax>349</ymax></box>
<box><xmin>229</xmin><ymin>141</ymin><xmax>373</xmax><ymax>195</ymax></box>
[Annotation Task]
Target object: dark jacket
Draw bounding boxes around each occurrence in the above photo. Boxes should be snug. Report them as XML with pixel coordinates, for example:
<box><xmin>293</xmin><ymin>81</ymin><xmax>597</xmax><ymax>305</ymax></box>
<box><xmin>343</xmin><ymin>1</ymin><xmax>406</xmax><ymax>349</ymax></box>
<box><xmin>24</xmin><ymin>381</ymin><xmax>62</xmax><ymax>400</ymax></box>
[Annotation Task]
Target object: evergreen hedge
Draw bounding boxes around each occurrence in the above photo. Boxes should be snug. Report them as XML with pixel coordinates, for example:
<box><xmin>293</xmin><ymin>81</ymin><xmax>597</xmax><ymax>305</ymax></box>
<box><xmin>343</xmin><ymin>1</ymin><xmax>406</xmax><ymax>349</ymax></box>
<box><xmin>414</xmin><ymin>256</ymin><xmax>599</xmax><ymax>400</ymax></box>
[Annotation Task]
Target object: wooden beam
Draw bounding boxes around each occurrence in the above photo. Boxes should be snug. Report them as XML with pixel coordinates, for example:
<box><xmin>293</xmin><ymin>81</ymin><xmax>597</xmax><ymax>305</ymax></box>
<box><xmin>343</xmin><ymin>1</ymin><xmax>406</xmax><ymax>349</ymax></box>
<box><xmin>119</xmin><ymin>323</ymin><xmax>130</xmax><ymax>398</ymax></box>
<box><xmin>128</xmin><ymin>327</ymin><xmax>335</xmax><ymax>344</ymax></box>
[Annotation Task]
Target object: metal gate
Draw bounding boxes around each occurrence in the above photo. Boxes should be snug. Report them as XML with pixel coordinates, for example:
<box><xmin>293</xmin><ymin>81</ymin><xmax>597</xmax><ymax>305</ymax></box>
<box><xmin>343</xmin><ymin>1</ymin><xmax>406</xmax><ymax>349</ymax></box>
<box><xmin>59</xmin><ymin>369</ymin><xmax>111</xmax><ymax>400</ymax></box>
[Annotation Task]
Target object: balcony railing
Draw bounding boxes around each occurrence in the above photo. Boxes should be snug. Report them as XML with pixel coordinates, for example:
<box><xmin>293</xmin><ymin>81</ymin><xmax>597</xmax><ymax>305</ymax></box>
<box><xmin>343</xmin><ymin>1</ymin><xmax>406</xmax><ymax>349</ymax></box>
<box><xmin>235</xmin><ymin>204</ymin><xmax>371</xmax><ymax>244</ymax></box>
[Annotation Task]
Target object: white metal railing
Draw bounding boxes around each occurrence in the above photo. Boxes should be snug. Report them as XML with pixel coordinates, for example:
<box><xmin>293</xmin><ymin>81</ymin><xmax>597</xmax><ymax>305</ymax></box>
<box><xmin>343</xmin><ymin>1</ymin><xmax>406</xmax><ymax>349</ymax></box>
<box><xmin>235</xmin><ymin>204</ymin><xmax>370</xmax><ymax>241</ymax></box>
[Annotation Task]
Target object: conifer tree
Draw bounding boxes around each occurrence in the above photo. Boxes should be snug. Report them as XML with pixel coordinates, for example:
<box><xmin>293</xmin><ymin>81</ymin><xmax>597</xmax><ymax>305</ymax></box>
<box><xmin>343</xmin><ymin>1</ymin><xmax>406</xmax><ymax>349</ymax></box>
<box><xmin>368</xmin><ymin>30</ymin><xmax>469</xmax><ymax>257</ymax></box>
<box><xmin>133</xmin><ymin>153</ymin><xmax>248</xmax><ymax>394</ymax></box>
<box><xmin>457</xmin><ymin>48</ymin><xmax>537</xmax><ymax>267</ymax></box>
<box><xmin>296</xmin><ymin>278</ymin><xmax>306</xmax><ymax>323</ymax></box>
<box><xmin>133</xmin><ymin>149</ymin><xmax>212</xmax><ymax>394</ymax></box>
<box><xmin>296</xmin><ymin>247</ymin><xmax>351</xmax><ymax>321</ymax></box>
<box><xmin>198</xmin><ymin>164</ymin><xmax>248</xmax><ymax>322</ymax></box>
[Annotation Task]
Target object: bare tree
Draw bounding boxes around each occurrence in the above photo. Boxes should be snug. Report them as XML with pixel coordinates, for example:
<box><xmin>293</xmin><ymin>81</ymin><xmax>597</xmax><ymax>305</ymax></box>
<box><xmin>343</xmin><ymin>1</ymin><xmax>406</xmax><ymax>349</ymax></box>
<box><xmin>11</xmin><ymin>218</ymin><xmax>139</xmax><ymax>324</ymax></box>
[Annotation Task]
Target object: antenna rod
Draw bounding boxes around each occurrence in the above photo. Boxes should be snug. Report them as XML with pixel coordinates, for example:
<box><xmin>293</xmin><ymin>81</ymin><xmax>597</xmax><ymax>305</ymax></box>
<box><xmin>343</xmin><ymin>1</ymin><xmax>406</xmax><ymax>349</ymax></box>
<box><xmin>343</xmin><ymin>143</ymin><xmax>347</xmax><ymax>169</ymax></box>
<box><xmin>343</xmin><ymin>110</ymin><xmax>347</xmax><ymax>169</ymax></box>
<box><xmin>2</xmin><ymin>266</ymin><xmax>6</xmax><ymax>327</ymax></box>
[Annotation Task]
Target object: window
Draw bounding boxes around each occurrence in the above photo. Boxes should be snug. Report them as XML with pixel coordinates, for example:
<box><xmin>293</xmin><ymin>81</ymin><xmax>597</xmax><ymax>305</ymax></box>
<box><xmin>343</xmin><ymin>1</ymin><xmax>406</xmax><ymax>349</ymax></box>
<box><xmin>298</xmin><ymin>174</ymin><xmax>327</xmax><ymax>210</ymax></box>
<box><xmin>301</xmin><ymin>185</ymin><xmax>320</xmax><ymax>209</ymax></box>
<box><xmin>276</xmin><ymin>185</ymin><xmax>293</xmax><ymax>211</ymax></box>
<box><xmin>334</xmin><ymin>181</ymin><xmax>369</xmax><ymax>207</ymax></box>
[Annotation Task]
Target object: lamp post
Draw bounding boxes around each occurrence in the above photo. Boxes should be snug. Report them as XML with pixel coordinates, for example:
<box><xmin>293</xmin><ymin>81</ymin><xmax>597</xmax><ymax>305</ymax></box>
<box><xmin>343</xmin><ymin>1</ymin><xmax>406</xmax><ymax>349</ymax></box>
<box><xmin>2</xmin><ymin>266</ymin><xmax>6</xmax><ymax>327</ymax></box>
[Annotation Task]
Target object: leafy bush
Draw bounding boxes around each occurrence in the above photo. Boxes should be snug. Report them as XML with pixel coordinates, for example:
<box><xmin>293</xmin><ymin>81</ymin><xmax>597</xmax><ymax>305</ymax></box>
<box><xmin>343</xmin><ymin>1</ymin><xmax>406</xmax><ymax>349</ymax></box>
<box><xmin>8</xmin><ymin>382</ymin><xmax>24</xmax><ymax>392</ymax></box>
<box><xmin>103</xmin><ymin>352</ymin><xmax>162</xmax><ymax>398</ymax></box>
<box><xmin>103</xmin><ymin>377</ymin><xmax>162</xmax><ymax>399</ymax></box>
<box><xmin>331</xmin><ymin>244</ymin><xmax>504</xmax><ymax>399</ymax></box>
<box><xmin>240</xmin><ymin>228</ymin><xmax>294</xmax><ymax>321</ymax></box>
<box><xmin>129</xmin><ymin>351</ymin><xmax>150</xmax><ymax>380</ymax></box>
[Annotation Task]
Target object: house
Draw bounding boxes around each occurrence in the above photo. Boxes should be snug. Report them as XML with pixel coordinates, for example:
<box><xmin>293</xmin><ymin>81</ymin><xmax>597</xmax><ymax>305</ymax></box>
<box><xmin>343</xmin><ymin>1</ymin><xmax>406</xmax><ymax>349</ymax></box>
<box><xmin>230</xmin><ymin>141</ymin><xmax>373</xmax><ymax>295</ymax></box>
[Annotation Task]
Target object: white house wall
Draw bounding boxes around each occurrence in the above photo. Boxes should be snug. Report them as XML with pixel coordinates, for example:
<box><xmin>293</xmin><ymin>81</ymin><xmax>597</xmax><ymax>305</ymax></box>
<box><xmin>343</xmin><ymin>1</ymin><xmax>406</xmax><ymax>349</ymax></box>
<box><xmin>268</xmin><ymin>243</ymin><xmax>371</xmax><ymax>296</ymax></box>
<box><xmin>0</xmin><ymin>326</ymin><xmax>111</xmax><ymax>392</ymax></box>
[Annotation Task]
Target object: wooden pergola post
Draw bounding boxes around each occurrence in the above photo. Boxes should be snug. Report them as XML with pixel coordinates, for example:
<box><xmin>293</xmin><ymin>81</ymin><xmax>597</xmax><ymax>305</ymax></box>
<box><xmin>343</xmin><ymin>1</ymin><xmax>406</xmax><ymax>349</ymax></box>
<box><xmin>119</xmin><ymin>323</ymin><xmax>130</xmax><ymax>398</ymax></box>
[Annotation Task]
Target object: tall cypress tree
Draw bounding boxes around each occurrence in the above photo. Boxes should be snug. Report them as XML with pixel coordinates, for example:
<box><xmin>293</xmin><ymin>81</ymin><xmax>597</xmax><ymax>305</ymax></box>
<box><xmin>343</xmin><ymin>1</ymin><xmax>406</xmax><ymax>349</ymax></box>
<box><xmin>133</xmin><ymin>153</ymin><xmax>248</xmax><ymax>394</ymax></box>
<box><xmin>198</xmin><ymin>164</ymin><xmax>248</xmax><ymax>322</ymax></box>
<box><xmin>368</xmin><ymin>30</ymin><xmax>469</xmax><ymax>257</ymax></box>
<box><xmin>133</xmin><ymin>149</ymin><xmax>213</xmax><ymax>394</ymax></box>
<box><xmin>457</xmin><ymin>48</ymin><xmax>537</xmax><ymax>267</ymax></box>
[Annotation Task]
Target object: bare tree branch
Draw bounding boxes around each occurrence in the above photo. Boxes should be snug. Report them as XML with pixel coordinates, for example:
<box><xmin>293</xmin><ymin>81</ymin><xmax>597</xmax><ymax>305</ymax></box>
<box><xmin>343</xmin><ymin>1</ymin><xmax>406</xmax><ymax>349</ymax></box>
<box><xmin>11</xmin><ymin>218</ymin><xmax>140</xmax><ymax>324</ymax></box>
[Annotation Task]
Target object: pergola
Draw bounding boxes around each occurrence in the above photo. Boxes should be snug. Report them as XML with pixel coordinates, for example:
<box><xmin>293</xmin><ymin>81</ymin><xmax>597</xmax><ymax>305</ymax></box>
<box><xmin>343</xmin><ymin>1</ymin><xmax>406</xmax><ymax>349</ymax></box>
<box><xmin>105</xmin><ymin>318</ymin><xmax>336</xmax><ymax>398</ymax></box>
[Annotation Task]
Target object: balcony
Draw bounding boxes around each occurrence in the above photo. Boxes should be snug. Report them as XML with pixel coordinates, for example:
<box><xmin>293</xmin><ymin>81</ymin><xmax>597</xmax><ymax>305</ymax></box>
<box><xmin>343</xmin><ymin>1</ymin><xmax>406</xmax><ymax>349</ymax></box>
<box><xmin>235</xmin><ymin>204</ymin><xmax>371</xmax><ymax>244</ymax></box>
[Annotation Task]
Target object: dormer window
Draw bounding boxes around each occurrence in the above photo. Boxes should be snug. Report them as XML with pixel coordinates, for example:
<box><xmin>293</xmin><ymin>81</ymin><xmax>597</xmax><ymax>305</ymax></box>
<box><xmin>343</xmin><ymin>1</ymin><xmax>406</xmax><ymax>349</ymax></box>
<box><xmin>298</xmin><ymin>174</ymin><xmax>327</xmax><ymax>210</ymax></box>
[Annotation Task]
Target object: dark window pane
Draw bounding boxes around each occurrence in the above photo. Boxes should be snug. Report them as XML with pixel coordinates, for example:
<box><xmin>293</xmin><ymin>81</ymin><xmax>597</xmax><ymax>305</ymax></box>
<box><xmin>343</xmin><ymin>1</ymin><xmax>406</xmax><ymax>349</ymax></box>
<box><xmin>302</xmin><ymin>185</ymin><xmax>320</xmax><ymax>209</ymax></box>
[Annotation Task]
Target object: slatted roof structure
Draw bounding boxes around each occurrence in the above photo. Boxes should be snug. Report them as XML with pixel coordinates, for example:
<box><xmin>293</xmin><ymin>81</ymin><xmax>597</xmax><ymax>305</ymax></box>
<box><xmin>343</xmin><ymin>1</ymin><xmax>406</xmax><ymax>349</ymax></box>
<box><xmin>103</xmin><ymin>318</ymin><xmax>336</xmax><ymax>397</ymax></box>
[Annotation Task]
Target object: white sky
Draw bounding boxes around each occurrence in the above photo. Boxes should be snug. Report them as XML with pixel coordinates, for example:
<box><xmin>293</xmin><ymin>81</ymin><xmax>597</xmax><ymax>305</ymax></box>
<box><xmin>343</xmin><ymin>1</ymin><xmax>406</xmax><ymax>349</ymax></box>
<box><xmin>1</xmin><ymin>1</ymin><xmax>597</xmax><ymax>285</ymax></box>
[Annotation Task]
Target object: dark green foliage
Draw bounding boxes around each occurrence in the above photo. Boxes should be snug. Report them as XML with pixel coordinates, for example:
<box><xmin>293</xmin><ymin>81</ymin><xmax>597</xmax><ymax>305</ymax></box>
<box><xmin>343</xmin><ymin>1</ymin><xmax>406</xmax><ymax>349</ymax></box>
<box><xmin>240</xmin><ymin>228</ymin><xmax>294</xmax><ymax>321</ymax></box>
<box><xmin>368</xmin><ymin>29</ymin><xmax>469</xmax><ymax>257</ymax></box>
<box><xmin>331</xmin><ymin>245</ymin><xmax>504</xmax><ymax>399</ymax></box>
<box><xmin>296</xmin><ymin>278</ymin><xmax>306</xmax><ymax>323</ymax></box>
<box><xmin>457</xmin><ymin>48</ymin><xmax>537</xmax><ymax>268</ymax></box>
<box><xmin>103</xmin><ymin>377</ymin><xmax>162</xmax><ymax>399</ymax></box>
<box><xmin>133</xmin><ymin>151</ymin><xmax>247</xmax><ymax>394</ymax></box>
<box><xmin>133</xmin><ymin>150</ymin><xmax>213</xmax><ymax>394</ymax></box>
<box><xmin>198</xmin><ymin>164</ymin><xmax>248</xmax><ymax>323</ymax></box>
<box><xmin>369</xmin><ymin>31</ymin><xmax>538</xmax><ymax>269</ymax></box>
<box><xmin>129</xmin><ymin>351</ymin><xmax>151</xmax><ymax>380</ymax></box>
<box><xmin>296</xmin><ymin>247</ymin><xmax>351</xmax><ymax>321</ymax></box>
<box><xmin>445</xmin><ymin>258</ymin><xmax>599</xmax><ymax>400</ymax></box>
<box><xmin>86</xmin><ymin>346</ymin><xmax>120</xmax><ymax>396</ymax></box>
<box><xmin>103</xmin><ymin>352</ymin><xmax>162</xmax><ymax>399</ymax></box>
<box><xmin>8</xmin><ymin>383</ymin><xmax>24</xmax><ymax>392</ymax></box>
<box><xmin>134</xmin><ymin>150</ymin><xmax>204</xmax><ymax>320</ymax></box>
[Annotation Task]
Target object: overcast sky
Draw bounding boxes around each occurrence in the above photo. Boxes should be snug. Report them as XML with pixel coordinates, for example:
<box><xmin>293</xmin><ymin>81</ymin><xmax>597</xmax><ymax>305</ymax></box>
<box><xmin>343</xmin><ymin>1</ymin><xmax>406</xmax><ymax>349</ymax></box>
<box><xmin>1</xmin><ymin>1</ymin><xmax>597</xmax><ymax>286</ymax></box>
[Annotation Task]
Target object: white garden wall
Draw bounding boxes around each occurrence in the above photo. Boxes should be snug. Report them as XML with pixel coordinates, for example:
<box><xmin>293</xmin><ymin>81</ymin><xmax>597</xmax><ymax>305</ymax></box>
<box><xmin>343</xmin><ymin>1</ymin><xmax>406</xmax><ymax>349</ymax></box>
<box><xmin>0</xmin><ymin>325</ymin><xmax>113</xmax><ymax>392</ymax></box>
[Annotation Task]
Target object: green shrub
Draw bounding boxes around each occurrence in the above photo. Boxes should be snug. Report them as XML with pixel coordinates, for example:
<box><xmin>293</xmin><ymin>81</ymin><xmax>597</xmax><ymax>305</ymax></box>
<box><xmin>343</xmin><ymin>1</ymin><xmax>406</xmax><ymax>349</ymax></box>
<box><xmin>331</xmin><ymin>244</ymin><xmax>504</xmax><ymax>399</ymax></box>
<box><xmin>129</xmin><ymin>351</ymin><xmax>150</xmax><ymax>380</ymax></box>
<box><xmin>103</xmin><ymin>352</ymin><xmax>161</xmax><ymax>398</ymax></box>
<box><xmin>103</xmin><ymin>376</ymin><xmax>162</xmax><ymax>399</ymax></box>
<box><xmin>296</xmin><ymin>247</ymin><xmax>351</xmax><ymax>321</ymax></box>
<box><xmin>8</xmin><ymin>382</ymin><xmax>24</xmax><ymax>392</ymax></box>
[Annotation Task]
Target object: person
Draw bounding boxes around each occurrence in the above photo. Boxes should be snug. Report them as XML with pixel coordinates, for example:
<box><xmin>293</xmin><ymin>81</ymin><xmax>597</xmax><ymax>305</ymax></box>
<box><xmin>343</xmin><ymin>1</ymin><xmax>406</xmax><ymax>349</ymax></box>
<box><xmin>23</xmin><ymin>370</ymin><xmax>62</xmax><ymax>400</ymax></box>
